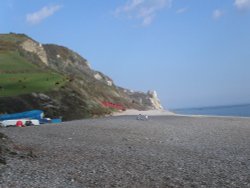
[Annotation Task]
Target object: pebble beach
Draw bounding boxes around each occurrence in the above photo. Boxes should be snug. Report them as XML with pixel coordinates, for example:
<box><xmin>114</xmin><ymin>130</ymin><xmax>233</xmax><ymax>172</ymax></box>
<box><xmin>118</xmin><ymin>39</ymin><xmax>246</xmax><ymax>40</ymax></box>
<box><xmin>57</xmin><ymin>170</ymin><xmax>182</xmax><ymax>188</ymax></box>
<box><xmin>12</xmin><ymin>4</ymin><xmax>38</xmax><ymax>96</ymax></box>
<box><xmin>0</xmin><ymin>113</ymin><xmax>250</xmax><ymax>187</ymax></box>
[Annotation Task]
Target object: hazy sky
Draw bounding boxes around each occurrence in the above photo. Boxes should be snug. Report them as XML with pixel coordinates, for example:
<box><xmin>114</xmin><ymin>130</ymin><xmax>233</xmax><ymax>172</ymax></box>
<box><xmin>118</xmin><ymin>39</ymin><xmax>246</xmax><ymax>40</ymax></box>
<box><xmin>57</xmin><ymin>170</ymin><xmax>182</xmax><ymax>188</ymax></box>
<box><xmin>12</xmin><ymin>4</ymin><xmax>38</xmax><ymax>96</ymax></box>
<box><xmin>1</xmin><ymin>0</ymin><xmax>250</xmax><ymax>109</ymax></box>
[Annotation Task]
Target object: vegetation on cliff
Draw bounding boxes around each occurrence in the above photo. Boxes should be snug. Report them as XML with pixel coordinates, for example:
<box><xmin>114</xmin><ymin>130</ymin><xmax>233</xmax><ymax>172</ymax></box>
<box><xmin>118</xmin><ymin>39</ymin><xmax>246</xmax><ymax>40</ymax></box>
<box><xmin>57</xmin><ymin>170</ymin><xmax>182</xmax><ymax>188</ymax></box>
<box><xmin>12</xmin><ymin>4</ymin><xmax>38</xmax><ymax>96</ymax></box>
<box><xmin>0</xmin><ymin>33</ymin><xmax>162</xmax><ymax>120</ymax></box>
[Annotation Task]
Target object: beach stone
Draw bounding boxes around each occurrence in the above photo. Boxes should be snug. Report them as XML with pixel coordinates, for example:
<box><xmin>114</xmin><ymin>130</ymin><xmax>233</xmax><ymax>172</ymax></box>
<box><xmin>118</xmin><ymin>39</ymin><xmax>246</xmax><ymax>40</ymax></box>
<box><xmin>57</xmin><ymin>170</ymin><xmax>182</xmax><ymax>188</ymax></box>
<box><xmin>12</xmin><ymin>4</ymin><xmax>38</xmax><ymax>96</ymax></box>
<box><xmin>0</xmin><ymin>116</ymin><xmax>250</xmax><ymax>187</ymax></box>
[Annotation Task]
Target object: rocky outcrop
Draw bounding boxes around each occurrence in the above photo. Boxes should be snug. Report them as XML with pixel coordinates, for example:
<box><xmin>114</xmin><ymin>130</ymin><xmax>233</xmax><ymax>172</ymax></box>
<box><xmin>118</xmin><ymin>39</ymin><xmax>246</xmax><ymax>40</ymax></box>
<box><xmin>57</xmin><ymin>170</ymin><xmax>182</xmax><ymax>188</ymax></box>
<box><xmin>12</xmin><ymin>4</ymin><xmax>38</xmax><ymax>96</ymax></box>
<box><xmin>43</xmin><ymin>44</ymin><xmax>91</xmax><ymax>77</ymax></box>
<box><xmin>21</xmin><ymin>39</ymin><xmax>48</xmax><ymax>65</ymax></box>
<box><xmin>147</xmin><ymin>90</ymin><xmax>163</xmax><ymax>110</ymax></box>
<box><xmin>94</xmin><ymin>72</ymin><xmax>113</xmax><ymax>86</ymax></box>
<box><xmin>119</xmin><ymin>89</ymin><xmax>164</xmax><ymax>110</ymax></box>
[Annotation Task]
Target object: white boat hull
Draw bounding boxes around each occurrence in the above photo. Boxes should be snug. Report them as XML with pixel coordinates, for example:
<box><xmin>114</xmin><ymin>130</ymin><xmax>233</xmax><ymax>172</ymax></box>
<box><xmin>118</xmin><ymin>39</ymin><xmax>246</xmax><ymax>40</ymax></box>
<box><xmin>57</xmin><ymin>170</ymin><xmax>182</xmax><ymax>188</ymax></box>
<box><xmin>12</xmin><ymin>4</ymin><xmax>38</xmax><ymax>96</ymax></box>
<box><xmin>0</xmin><ymin>119</ymin><xmax>40</xmax><ymax>127</ymax></box>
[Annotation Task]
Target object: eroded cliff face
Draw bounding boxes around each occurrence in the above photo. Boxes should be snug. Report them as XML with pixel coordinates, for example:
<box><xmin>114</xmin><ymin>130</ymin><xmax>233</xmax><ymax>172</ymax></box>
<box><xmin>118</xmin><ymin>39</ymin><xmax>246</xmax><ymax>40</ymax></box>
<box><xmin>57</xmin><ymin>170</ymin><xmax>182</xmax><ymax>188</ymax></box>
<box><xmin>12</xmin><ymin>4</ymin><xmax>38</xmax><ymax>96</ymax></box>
<box><xmin>119</xmin><ymin>89</ymin><xmax>164</xmax><ymax>110</ymax></box>
<box><xmin>147</xmin><ymin>90</ymin><xmax>163</xmax><ymax>110</ymax></box>
<box><xmin>43</xmin><ymin>44</ymin><xmax>91</xmax><ymax>75</ymax></box>
<box><xmin>21</xmin><ymin>39</ymin><xmax>48</xmax><ymax>65</ymax></box>
<box><xmin>0</xmin><ymin>33</ymin><xmax>165</xmax><ymax>119</ymax></box>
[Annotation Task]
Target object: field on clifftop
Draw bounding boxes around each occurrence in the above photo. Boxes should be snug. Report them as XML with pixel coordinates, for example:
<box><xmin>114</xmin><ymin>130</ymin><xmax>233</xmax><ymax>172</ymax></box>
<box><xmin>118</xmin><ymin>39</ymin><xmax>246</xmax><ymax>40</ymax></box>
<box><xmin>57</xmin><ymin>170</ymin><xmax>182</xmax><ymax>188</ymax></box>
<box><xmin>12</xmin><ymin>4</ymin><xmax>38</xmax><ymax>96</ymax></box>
<box><xmin>0</xmin><ymin>51</ymin><xmax>65</xmax><ymax>97</ymax></box>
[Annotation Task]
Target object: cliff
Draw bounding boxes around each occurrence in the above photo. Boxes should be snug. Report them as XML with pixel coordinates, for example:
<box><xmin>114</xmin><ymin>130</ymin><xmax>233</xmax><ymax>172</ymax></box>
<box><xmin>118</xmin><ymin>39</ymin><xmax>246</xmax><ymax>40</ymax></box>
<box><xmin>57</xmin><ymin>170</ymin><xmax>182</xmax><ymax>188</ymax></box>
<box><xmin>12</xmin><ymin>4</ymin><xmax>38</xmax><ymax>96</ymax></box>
<box><xmin>0</xmin><ymin>33</ymin><xmax>163</xmax><ymax>120</ymax></box>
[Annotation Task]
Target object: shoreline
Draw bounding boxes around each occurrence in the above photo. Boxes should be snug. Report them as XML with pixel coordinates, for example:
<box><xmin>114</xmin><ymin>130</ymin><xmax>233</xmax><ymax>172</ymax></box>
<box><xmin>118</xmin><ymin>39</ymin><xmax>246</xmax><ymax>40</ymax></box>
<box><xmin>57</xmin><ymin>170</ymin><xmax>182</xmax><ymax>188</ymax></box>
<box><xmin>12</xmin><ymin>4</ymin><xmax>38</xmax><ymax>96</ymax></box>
<box><xmin>112</xmin><ymin>109</ymin><xmax>250</xmax><ymax>119</ymax></box>
<box><xmin>112</xmin><ymin>109</ymin><xmax>176</xmax><ymax>116</ymax></box>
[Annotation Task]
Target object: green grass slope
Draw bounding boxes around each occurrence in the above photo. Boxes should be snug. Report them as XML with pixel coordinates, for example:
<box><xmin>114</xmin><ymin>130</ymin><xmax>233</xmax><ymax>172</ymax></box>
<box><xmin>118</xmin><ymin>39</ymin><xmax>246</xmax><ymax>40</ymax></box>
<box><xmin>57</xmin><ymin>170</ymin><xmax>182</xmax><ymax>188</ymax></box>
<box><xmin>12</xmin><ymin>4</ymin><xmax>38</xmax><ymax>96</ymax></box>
<box><xmin>0</xmin><ymin>51</ymin><xmax>38</xmax><ymax>72</ymax></box>
<box><xmin>0</xmin><ymin>73</ymin><xmax>65</xmax><ymax>97</ymax></box>
<box><xmin>0</xmin><ymin>49</ymin><xmax>65</xmax><ymax>97</ymax></box>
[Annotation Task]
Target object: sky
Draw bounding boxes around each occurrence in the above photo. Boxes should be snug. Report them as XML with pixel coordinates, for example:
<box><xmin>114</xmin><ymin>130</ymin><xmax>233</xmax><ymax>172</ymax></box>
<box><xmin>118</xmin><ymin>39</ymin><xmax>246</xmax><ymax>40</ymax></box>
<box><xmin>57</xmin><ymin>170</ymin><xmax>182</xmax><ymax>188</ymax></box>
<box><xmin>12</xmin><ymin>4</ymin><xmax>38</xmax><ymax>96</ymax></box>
<box><xmin>1</xmin><ymin>0</ymin><xmax>250</xmax><ymax>109</ymax></box>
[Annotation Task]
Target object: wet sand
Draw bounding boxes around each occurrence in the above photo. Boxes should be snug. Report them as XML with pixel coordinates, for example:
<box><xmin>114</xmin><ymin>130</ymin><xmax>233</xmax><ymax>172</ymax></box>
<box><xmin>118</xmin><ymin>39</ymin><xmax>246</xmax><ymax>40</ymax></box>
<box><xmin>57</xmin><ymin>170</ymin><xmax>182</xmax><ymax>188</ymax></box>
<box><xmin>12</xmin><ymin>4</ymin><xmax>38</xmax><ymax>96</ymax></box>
<box><xmin>1</xmin><ymin>115</ymin><xmax>250</xmax><ymax>187</ymax></box>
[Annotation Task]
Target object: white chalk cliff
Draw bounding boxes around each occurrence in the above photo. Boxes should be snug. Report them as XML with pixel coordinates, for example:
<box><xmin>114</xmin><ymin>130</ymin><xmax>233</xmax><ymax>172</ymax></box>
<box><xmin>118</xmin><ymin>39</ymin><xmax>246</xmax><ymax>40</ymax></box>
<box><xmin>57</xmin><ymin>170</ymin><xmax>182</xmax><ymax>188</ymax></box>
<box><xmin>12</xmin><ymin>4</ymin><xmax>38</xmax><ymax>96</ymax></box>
<box><xmin>147</xmin><ymin>90</ymin><xmax>163</xmax><ymax>110</ymax></box>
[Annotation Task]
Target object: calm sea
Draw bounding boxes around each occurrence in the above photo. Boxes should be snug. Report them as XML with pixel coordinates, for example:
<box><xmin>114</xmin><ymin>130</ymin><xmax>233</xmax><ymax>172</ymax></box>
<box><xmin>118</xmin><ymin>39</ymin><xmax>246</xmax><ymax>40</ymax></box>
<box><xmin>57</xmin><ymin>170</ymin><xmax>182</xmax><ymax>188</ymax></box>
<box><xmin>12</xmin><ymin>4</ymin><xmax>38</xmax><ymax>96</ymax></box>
<box><xmin>172</xmin><ymin>104</ymin><xmax>250</xmax><ymax>117</ymax></box>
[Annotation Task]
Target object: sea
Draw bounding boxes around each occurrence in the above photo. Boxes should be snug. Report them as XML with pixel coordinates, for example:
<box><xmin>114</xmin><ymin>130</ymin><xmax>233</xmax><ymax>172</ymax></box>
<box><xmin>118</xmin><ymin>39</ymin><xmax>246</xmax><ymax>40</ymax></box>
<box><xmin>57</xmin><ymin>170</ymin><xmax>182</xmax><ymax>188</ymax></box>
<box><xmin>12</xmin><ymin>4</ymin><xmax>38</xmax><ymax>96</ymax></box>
<box><xmin>172</xmin><ymin>104</ymin><xmax>250</xmax><ymax>118</ymax></box>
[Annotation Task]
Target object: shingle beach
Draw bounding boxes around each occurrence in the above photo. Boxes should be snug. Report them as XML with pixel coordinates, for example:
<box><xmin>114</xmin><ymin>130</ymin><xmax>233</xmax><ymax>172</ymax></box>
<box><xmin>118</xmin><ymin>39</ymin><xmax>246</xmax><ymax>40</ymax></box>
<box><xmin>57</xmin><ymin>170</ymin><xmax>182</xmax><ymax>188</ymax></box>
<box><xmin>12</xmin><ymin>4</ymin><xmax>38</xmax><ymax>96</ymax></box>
<box><xmin>1</xmin><ymin>114</ymin><xmax>250</xmax><ymax>187</ymax></box>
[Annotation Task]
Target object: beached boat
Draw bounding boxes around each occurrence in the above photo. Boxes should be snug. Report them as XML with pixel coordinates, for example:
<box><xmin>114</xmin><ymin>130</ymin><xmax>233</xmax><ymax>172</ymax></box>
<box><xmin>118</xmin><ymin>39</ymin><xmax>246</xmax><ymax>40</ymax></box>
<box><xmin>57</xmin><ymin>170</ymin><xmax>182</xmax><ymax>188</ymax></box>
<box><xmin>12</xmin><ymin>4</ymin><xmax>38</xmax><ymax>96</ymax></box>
<box><xmin>0</xmin><ymin>110</ymin><xmax>62</xmax><ymax>127</ymax></box>
<box><xmin>0</xmin><ymin>110</ymin><xmax>44</xmax><ymax>121</ymax></box>
<box><xmin>0</xmin><ymin>119</ymin><xmax>40</xmax><ymax>127</ymax></box>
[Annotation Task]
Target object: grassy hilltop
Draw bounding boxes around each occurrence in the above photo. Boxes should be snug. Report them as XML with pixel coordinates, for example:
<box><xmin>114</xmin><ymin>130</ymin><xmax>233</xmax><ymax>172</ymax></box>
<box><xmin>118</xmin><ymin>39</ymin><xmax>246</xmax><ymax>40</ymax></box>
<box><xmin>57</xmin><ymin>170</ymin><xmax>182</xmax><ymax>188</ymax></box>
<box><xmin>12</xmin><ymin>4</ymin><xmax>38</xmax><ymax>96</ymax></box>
<box><xmin>0</xmin><ymin>51</ymin><xmax>65</xmax><ymax>97</ymax></box>
<box><xmin>0</xmin><ymin>34</ymin><xmax>65</xmax><ymax>96</ymax></box>
<box><xmin>0</xmin><ymin>33</ymin><xmax>161</xmax><ymax>120</ymax></box>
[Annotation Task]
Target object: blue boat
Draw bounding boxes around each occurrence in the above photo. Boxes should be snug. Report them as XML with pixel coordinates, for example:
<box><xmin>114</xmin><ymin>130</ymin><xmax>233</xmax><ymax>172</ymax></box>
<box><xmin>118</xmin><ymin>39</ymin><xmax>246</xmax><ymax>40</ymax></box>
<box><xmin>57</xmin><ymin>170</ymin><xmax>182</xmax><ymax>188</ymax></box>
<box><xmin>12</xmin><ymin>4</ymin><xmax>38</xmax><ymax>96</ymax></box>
<box><xmin>39</xmin><ymin>118</ymin><xmax>62</xmax><ymax>124</ymax></box>
<box><xmin>0</xmin><ymin>110</ymin><xmax>44</xmax><ymax>121</ymax></box>
<box><xmin>51</xmin><ymin>118</ymin><xmax>62</xmax><ymax>123</ymax></box>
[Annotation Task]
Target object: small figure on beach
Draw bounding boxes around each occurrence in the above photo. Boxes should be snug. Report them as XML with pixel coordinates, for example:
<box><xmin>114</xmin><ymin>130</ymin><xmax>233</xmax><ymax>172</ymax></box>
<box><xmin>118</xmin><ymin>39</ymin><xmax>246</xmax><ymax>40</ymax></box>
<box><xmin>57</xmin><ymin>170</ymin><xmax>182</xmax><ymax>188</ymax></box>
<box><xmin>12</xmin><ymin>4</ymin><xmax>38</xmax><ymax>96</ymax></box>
<box><xmin>137</xmin><ymin>114</ymin><xmax>142</xmax><ymax>120</ymax></box>
<box><xmin>137</xmin><ymin>114</ymin><xmax>149</xmax><ymax>121</ymax></box>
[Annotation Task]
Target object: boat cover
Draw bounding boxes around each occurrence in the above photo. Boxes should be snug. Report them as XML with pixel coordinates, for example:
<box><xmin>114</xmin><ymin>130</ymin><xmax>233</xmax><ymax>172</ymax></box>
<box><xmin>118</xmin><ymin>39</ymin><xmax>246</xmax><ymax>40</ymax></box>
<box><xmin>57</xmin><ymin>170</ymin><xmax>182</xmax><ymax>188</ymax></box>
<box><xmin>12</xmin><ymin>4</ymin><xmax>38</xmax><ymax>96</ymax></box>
<box><xmin>0</xmin><ymin>110</ymin><xmax>44</xmax><ymax>121</ymax></box>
